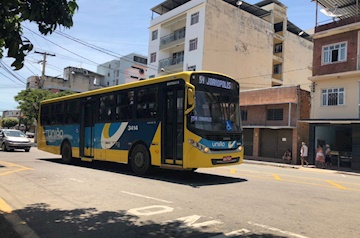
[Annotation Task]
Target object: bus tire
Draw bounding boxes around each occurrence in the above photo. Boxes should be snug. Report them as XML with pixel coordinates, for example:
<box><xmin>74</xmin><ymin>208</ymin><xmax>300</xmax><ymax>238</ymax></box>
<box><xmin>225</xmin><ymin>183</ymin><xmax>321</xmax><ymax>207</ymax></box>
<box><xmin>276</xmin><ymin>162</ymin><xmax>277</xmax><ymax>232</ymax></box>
<box><xmin>130</xmin><ymin>144</ymin><xmax>150</xmax><ymax>175</ymax></box>
<box><xmin>61</xmin><ymin>141</ymin><xmax>72</xmax><ymax>164</ymax></box>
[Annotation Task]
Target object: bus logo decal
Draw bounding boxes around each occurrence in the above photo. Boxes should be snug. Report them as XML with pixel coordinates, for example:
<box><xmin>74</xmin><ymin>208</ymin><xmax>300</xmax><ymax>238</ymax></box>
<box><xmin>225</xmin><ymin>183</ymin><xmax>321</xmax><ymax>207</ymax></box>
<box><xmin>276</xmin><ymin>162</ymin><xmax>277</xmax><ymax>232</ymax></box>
<box><xmin>228</xmin><ymin>141</ymin><xmax>236</xmax><ymax>148</ymax></box>
<box><xmin>101</xmin><ymin>122</ymin><xmax>128</xmax><ymax>149</ymax></box>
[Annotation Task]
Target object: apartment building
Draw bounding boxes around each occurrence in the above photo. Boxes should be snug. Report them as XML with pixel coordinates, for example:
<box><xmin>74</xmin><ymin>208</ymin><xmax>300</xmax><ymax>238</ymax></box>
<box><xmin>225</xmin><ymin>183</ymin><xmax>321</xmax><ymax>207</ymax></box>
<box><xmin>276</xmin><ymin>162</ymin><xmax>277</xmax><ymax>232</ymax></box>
<box><xmin>241</xmin><ymin>86</ymin><xmax>310</xmax><ymax>164</ymax></box>
<box><xmin>308</xmin><ymin>1</ymin><xmax>360</xmax><ymax>170</ymax></box>
<box><xmin>147</xmin><ymin>0</ymin><xmax>313</xmax><ymax>90</ymax></box>
<box><xmin>27</xmin><ymin>66</ymin><xmax>104</xmax><ymax>93</ymax></box>
<box><xmin>97</xmin><ymin>53</ymin><xmax>147</xmax><ymax>86</ymax></box>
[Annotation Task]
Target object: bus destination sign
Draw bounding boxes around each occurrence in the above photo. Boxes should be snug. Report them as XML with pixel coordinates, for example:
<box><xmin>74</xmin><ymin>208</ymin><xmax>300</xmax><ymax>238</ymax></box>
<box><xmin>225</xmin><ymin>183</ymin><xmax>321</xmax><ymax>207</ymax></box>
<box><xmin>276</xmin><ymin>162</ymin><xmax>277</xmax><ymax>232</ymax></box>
<box><xmin>192</xmin><ymin>75</ymin><xmax>237</xmax><ymax>90</ymax></box>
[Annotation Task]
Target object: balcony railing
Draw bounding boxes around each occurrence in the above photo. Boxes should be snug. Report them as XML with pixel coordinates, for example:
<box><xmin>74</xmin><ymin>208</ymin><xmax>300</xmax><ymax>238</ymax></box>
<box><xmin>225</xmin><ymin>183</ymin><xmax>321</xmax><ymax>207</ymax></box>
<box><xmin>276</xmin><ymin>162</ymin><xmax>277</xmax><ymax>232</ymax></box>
<box><xmin>159</xmin><ymin>55</ymin><xmax>184</xmax><ymax>69</ymax></box>
<box><xmin>160</xmin><ymin>31</ymin><xmax>186</xmax><ymax>47</ymax></box>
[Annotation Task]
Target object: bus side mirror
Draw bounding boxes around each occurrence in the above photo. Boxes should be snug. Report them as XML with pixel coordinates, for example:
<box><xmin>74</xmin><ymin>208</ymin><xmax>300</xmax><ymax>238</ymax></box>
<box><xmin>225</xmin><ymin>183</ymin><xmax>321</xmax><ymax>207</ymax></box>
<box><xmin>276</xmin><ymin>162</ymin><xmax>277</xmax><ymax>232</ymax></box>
<box><xmin>187</xmin><ymin>88</ymin><xmax>194</xmax><ymax>106</ymax></box>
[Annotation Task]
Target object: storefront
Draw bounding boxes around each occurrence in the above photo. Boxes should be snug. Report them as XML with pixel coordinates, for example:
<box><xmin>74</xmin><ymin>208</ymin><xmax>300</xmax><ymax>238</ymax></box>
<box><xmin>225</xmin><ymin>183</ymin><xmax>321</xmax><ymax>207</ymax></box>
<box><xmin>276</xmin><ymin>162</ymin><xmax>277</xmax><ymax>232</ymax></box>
<box><xmin>308</xmin><ymin>122</ymin><xmax>360</xmax><ymax>170</ymax></box>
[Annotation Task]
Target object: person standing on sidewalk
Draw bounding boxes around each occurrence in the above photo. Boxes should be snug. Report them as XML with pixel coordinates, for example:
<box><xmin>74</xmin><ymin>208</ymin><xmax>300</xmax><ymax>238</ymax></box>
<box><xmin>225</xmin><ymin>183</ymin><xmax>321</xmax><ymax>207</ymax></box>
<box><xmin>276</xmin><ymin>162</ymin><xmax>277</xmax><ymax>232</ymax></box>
<box><xmin>300</xmin><ymin>142</ymin><xmax>309</xmax><ymax>166</ymax></box>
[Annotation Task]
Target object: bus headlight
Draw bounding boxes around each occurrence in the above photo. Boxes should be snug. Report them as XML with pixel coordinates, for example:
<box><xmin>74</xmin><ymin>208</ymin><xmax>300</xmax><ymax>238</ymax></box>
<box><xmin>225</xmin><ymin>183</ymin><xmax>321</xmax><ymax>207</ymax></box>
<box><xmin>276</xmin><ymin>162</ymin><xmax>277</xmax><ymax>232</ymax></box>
<box><xmin>189</xmin><ymin>139</ymin><xmax>210</xmax><ymax>153</ymax></box>
<box><xmin>238</xmin><ymin>146</ymin><xmax>243</xmax><ymax>151</ymax></box>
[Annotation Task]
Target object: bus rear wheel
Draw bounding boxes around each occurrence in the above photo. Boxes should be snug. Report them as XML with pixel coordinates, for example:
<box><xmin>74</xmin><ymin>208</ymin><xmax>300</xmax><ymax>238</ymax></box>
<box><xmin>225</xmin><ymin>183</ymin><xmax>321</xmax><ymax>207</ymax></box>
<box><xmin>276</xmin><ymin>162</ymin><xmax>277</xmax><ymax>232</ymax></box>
<box><xmin>61</xmin><ymin>142</ymin><xmax>72</xmax><ymax>164</ymax></box>
<box><xmin>130</xmin><ymin>144</ymin><xmax>150</xmax><ymax>175</ymax></box>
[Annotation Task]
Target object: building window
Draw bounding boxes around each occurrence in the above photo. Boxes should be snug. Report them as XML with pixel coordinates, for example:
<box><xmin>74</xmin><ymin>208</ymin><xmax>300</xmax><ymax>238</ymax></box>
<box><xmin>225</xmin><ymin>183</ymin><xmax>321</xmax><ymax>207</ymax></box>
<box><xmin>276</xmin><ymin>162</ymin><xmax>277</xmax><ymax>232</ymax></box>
<box><xmin>273</xmin><ymin>64</ymin><xmax>282</xmax><ymax>74</ymax></box>
<box><xmin>274</xmin><ymin>43</ymin><xmax>282</xmax><ymax>53</ymax></box>
<box><xmin>187</xmin><ymin>65</ymin><xmax>196</xmax><ymax>71</ymax></box>
<box><xmin>152</xmin><ymin>30</ymin><xmax>158</xmax><ymax>41</ymax></box>
<box><xmin>321</xmin><ymin>87</ymin><xmax>345</xmax><ymax>106</ymax></box>
<box><xmin>191</xmin><ymin>12</ymin><xmax>199</xmax><ymax>25</ymax></box>
<box><xmin>189</xmin><ymin>38</ymin><xmax>198</xmax><ymax>51</ymax></box>
<box><xmin>241</xmin><ymin>110</ymin><xmax>248</xmax><ymax>121</ymax></box>
<box><xmin>322</xmin><ymin>42</ymin><xmax>347</xmax><ymax>64</ymax></box>
<box><xmin>134</xmin><ymin>56</ymin><xmax>147</xmax><ymax>64</ymax></box>
<box><xmin>150</xmin><ymin>52</ymin><xmax>156</xmax><ymax>63</ymax></box>
<box><xmin>267</xmin><ymin>109</ymin><xmax>283</xmax><ymax>121</ymax></box>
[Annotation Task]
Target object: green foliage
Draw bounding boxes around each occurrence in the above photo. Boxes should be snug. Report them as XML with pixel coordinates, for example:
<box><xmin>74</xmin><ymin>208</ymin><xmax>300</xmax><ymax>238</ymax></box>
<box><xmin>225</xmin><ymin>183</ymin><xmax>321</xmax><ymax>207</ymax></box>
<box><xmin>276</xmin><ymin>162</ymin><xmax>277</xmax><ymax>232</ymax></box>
<box><xmin>14</xmin><ymin>89</ymin><xmax>75</xmax><ymax>124</ymax></box>
<box><xmin>1</xmin><ymin>117</ymin><xmax>19</xmax><ymax>128</ymax></box>
<box><xmin>0</xmin><ymin>0</ymin><xmax>78</xmax><ymax>70</ymax></box>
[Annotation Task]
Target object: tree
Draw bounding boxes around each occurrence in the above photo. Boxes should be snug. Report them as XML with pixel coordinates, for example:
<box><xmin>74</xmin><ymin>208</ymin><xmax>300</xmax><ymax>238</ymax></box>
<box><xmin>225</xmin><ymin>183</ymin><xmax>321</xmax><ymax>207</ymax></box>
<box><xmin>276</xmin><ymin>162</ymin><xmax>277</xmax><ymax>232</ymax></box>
<box><xmin>1</xmin><ymin>117</ymin><xmax>19</xmax><ymax>128</ymax></box>
<box><xmin>0</xmin><ymin>0</ymin><xmax>78</xmax><ymax>70</ymax></box>
<box><xmin>14</xmin><ymin>89</ymin><xmax>75</xmax><ymax>124</ymax></box>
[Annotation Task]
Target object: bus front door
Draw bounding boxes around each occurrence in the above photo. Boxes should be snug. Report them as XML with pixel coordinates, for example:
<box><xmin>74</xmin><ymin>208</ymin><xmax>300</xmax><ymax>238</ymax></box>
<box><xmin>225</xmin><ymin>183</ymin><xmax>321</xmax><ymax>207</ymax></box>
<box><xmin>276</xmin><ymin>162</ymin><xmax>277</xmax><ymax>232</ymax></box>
<box><xmin>80</xmin><ymin>100</ymin><xmax>95</xmax><ymax>158</ymax></box>
<box><xmin>162</xmin><ymin>88</ymin><xmax>184</xmax><ymax>166</ymax></box>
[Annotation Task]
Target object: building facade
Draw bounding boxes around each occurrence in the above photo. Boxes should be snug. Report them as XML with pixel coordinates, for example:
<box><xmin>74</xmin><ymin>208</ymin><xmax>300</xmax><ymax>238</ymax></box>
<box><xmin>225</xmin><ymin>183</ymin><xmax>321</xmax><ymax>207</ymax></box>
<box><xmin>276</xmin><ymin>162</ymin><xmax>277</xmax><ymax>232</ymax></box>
<box><xmin>241</xmin><ymin>86</ymin><xmax>310</xmax><ymax>164</ymax></box>
<box><xmin>27</xmin><ymin>67</ymin><xmax>104</xmax><ymax>93</ymax></box>
<box><xmin>147</xmin><ymin>0</ymin><xmax>313</xmax><ymax>90</ymax></box>
<box><xmin>308</xmin><ymin>1</ymin><xmax>360</xmax><ymax>170</ymax></box>
<box><xmin>97</xmin><ymin>53</ymin><xmax>147</xmax><ymax>86</ymax></box>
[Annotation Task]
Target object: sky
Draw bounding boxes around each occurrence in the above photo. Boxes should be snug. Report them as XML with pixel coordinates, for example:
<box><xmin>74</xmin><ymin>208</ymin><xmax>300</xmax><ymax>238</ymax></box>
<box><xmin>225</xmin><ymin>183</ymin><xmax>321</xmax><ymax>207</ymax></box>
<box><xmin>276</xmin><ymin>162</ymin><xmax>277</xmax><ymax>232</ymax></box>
<box><xmin>0</xmin><ymin>0</ymin><xmax>332</xmax><ymax>113</ymax></box>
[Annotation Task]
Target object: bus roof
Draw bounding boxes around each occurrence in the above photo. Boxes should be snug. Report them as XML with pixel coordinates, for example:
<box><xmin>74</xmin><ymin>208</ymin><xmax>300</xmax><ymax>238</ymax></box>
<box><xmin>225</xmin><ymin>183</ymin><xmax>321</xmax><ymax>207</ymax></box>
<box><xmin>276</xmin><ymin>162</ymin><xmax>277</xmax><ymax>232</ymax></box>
<box><xmin>40</xmin><ymin>70</ymin><xmax>234</xmax><ymax>105</ymax></box>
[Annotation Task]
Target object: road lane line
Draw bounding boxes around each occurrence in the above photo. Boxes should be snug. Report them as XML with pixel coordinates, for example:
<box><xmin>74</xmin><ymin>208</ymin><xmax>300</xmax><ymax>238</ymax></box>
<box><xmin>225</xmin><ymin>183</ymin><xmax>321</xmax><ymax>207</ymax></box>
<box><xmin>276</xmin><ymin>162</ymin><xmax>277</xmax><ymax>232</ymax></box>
<box><xmin>121</xmin><ymin>191</ymin><xmax>173</xmax><ymax>204</ymax></box>
<box><xmin>326</xmin><ymin>180</ymin><xmax>347</xmax><ymax>190</ymax></box>
<box><xmin>230</xmin><ymin>169</ymin><xmax>236</xmax><ymax>174</ymax></box>
<box><xmin>69</xmin><ymin>178</ymin><xmax>84</xmax><ymax>183</ymax></box>
<box><xmin>0</xmin><ymin>167</ymin><xmax>32</xmax><ymax>176</ymax></box>
<box><xmin>0</xmin><ymin>197</ymin><xmax>12</xmax><ymax>213</ymax></box>
<box><xmin>273</xmin><ymin>174</ymin><xmax>282</xmax><ymax>181</ymax></box>
<box><xmin>248</xmin><ymin>221</ymin><xmax>309</xmax><ymax>238</ymax></box>
<box><xmin>209</xmin><ymin>228</ymin><xmax>251</xmax><ymax>237</ymax></box>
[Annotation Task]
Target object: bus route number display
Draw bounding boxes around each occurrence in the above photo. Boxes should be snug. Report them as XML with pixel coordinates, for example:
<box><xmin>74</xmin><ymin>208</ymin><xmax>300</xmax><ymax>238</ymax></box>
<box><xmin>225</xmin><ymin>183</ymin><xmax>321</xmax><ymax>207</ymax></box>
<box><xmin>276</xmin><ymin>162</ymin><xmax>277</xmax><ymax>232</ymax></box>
<box><xmin>198</xmin><ymin>76</ymin><xmax>233</xmax><ymax>90</ymax></box>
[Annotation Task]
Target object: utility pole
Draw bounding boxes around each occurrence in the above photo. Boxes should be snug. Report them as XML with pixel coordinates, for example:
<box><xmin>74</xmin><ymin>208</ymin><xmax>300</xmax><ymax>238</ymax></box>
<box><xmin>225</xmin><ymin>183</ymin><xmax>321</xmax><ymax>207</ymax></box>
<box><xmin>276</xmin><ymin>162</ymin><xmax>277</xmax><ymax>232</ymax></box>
<box><xmin>34</xmin><ymin>51</ymin><xmax>56</xmax><ymax>77</ymax></box>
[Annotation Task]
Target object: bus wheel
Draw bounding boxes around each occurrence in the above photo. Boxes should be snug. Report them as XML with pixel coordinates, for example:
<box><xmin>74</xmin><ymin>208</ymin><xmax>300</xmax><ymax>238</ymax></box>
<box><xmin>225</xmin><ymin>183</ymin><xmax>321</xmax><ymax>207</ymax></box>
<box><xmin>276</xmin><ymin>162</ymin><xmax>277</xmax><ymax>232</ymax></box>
<box><xmin>130</xmin><ymin>144</ymin><xmax>150</xmax><ymax>175</ymax></box>
<box><xmin>61</xmin><ymin>142</ymin><xmax>72</xmax><ymax>164</ymax></box>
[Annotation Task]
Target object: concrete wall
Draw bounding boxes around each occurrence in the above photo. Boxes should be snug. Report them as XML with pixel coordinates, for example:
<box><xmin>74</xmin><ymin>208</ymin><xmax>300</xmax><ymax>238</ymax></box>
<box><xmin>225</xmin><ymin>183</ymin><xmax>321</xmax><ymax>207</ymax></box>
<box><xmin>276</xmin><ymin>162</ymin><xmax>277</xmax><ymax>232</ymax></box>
<box><xmin>203</xmin><ymin>0</ymin><xmax>273</xmax><ymax>90</ymax></box>
<box><xmin>310</xmin><ymin>74</ymin><xmax>360</xmax><ymax>119</ymax></box>
<box><xmin>283</xmin><ymin>31</ymin><xmax>313</xmax><ymax>90</ymax></box>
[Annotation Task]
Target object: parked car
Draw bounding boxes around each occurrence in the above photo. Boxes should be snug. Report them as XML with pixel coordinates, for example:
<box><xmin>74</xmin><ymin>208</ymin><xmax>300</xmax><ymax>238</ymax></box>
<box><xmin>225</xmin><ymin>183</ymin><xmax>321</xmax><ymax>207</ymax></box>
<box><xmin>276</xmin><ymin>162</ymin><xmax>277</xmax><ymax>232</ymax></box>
<box><xmin>0</xmin><ymin>129</ymin><xmax>32</xmax><ymax>152</ymax></box>
<box><xmin>25</xmin><ymin>132</ymin><xmax>35</xmax><ymax>138</ymax></box>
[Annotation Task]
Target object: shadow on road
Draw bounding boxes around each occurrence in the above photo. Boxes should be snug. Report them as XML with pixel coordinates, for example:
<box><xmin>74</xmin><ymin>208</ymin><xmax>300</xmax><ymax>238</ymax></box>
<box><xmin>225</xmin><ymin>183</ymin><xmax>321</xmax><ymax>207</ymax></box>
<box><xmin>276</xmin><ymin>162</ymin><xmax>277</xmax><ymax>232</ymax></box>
<box><xmin>4</xmin><ymin>203</ymin><xmax>288</xmax><ymax>238</ymax></box>
<box><xmin>39</xmin><ymin>158</ymin><xmax>247</xmax><ymax>187</ymax></box>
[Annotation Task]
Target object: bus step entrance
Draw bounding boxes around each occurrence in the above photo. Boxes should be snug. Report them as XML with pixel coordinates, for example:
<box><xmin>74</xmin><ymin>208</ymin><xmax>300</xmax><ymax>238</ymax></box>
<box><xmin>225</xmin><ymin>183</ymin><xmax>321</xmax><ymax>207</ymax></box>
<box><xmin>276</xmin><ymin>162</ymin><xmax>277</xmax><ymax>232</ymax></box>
<box><xmin>81</xmin><ymin>157</ymin><xmax>93</xmax><ymax>162</ymax></box>
<box><xmin>164</xmin><ymin>159</ymin><xmax>183</xmax><ymax>166</ymax></box>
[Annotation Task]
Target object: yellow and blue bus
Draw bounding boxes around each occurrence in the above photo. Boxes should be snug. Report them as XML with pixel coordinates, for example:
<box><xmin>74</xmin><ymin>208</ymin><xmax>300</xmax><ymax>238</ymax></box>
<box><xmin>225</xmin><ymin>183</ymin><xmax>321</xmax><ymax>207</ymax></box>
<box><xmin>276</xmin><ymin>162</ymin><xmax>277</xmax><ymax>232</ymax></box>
<box><xmin>38</xmin><ymin>71</ymin><xmax>243</xmax><ymax>175</ymax></box>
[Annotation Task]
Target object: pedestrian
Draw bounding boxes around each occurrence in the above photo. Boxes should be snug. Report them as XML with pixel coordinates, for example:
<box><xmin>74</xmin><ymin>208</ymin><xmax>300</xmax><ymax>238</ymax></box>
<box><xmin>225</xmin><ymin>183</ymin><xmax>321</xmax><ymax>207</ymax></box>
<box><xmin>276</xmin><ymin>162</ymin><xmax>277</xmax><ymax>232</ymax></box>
<box><xmin>300</xmin><ymin>142</ymin><xmax>309</xmax><ymax>166</ymax></box>
<box><xmin>325</xmin><ymin>144</ymin><xmax>332</xmax><ymax>167</ymax></box>
<box><xmin>282</xmin><ymin>149</ymin><xmax>292</xmax><ymax>162</ymax></box>
<box><xmin>315</xmin><ymin>145</ymin><xmax>325</xmax><ymax>168</ymax></box>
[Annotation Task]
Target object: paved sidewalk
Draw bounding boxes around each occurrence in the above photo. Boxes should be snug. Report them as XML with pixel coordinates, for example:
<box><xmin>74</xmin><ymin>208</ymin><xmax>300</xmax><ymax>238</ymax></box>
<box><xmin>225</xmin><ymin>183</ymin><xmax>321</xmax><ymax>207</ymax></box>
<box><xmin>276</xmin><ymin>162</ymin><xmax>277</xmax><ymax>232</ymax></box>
<box><xmin>244</xmin><ymin>159</ymin><xmax>360</xmax><ymax>176</ymax></box>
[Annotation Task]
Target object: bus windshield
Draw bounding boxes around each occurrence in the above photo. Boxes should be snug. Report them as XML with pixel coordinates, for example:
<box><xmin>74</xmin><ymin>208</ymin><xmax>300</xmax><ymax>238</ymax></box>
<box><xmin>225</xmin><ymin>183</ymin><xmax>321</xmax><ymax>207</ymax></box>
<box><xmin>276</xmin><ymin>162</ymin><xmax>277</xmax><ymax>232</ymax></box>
<box><xmin>188</xmin><ymin>90</ymin><xmax>241</xmax><ymax>132</ymax></box>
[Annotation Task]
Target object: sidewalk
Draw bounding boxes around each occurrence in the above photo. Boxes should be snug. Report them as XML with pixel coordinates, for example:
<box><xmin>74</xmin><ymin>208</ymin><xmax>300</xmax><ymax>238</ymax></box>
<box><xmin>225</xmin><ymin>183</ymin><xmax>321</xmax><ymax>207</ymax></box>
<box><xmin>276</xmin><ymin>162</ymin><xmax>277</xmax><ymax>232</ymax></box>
<box><xmin>244</xmin><ymin>159</ymin><xmax>360</xmax><ymax>176</ymax></box>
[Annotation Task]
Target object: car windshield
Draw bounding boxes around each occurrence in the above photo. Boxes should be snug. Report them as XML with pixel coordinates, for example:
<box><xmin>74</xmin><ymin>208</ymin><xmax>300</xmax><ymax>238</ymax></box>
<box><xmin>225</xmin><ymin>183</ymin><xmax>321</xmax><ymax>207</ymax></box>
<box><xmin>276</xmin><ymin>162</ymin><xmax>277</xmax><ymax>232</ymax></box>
<box><xmin>4</xmin><ymin>130</ymin><xmax>27</xmax><ymax>138</ymax></box>
<box><xmin>188</xmin><ymin>90</ymin><xmax>241</xmax><ymax>132</ymax></box>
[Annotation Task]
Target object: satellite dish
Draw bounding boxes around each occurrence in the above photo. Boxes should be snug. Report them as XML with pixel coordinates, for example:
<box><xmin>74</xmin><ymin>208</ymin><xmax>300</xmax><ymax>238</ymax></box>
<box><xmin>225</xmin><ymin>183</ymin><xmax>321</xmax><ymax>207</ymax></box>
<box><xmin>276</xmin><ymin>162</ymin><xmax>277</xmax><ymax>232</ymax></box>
<box><xmin>320</xmin><ymin>4</ymin><xmax>342</xmax><ymax>17</ymax></box>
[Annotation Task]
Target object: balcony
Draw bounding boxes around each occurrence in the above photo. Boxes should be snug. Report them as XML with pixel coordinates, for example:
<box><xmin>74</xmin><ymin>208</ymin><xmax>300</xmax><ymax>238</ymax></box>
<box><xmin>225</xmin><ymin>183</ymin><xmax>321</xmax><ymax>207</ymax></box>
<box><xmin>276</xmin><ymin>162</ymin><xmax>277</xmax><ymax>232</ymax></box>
<box><xmin>158</xmin><ymin>55</ymin><xmax>184</xmax><ymax>72</ymax></box>
<box><xmin>159</xmin><ymin>30</ymin><xmax>186</xmax><ymax>50</ymax></box>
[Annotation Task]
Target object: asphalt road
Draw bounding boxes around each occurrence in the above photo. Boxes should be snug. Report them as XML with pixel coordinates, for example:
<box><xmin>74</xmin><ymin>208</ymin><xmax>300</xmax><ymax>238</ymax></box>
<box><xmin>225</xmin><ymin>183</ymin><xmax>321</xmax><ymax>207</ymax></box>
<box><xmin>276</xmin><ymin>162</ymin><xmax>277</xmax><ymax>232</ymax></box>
<box><xmin>1</xmin><ymin>148</ymin><xmax>360</xmax><ymax>238</ymax></box>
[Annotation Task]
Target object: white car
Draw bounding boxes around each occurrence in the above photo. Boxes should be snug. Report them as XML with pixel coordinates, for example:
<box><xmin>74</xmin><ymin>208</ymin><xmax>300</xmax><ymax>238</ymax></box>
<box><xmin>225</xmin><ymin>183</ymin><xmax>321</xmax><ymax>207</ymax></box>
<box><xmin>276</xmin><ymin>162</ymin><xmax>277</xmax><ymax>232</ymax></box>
<box><xmin>0</xmin><ymin>129</ymin><xmax>32</xmax><ymax>152</ymax></box>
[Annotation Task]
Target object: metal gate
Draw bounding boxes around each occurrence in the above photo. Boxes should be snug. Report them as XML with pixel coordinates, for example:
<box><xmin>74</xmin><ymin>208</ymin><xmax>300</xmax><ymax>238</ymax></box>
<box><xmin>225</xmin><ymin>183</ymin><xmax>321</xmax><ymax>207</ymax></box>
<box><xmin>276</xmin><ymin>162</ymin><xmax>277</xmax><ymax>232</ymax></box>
<box><xmin>260</xmin><ymin>129</ymin><xmax>292</xmax><ymax>159</ymax></box>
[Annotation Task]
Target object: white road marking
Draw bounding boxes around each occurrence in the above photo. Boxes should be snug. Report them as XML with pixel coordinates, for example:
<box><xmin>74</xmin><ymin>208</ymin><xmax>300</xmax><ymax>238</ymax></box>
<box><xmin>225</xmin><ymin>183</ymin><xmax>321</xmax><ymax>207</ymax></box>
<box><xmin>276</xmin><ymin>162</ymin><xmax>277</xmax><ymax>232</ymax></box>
<box><xmin>128</xmin><ymin>205</ymin><xmax>174</xmax><ymax>216</ymax></box>
<box><xmin>69</xmin><ymin>178</ymin><xmax>84</xmax><ymax>183</ymax></box>
<box><xmin>164</xmin><ymin>215</ymin><xmax>222</xmax><ymax>228</ymax></box>
<box><xmin>121</xmin><ymin>191</ymin><xmax>173</xmax><ymax>203</ymax></box>
<box><xmin>209</xmin><ymin>228</ymin><xmax>251</xmax><ymax>238</ymax></box>
<box><xmin>248</xmin><ymin>221</ymin><xmax>309</xmax><ymax>238</ymax></box>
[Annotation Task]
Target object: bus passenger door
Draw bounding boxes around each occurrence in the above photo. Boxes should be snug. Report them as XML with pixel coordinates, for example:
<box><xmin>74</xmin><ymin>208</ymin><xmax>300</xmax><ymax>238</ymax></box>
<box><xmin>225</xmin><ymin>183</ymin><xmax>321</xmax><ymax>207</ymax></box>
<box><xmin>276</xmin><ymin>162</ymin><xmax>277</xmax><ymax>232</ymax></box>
<box><xmin>80</xmin><ymin>100</ymin><xmax>95</xmax><ymax>158</ymax></box>
<box><xmin>162</xmin><ymin>88</ymin><xmax>184</xmax><ymax>166</ymax></box>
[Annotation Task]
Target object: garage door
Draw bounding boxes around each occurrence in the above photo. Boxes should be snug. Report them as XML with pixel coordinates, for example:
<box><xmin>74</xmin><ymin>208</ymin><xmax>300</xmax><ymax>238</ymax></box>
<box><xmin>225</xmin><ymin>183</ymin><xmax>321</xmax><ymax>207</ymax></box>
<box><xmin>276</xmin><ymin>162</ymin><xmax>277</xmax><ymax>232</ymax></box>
<box><xmin>260</xmin><ymin>129</ymin><xmax>292</xmax><ymax>159</ymax></box>
<box><xmin>243</xmin><ymin>129</ymin><xmax>253</xmax><ymax>156</ymax></box>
